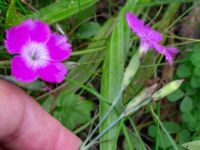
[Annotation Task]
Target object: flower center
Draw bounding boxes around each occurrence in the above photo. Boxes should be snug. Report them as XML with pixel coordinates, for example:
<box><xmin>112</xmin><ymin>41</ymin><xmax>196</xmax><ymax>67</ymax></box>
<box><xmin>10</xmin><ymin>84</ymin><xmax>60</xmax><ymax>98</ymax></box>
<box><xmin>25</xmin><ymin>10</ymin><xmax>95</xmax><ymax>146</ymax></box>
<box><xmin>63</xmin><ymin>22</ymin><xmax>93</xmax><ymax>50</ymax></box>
<box><xmin>21</xmin><ymin>42</ymin><xmax>50</xmax><ymax>69</ymax></box>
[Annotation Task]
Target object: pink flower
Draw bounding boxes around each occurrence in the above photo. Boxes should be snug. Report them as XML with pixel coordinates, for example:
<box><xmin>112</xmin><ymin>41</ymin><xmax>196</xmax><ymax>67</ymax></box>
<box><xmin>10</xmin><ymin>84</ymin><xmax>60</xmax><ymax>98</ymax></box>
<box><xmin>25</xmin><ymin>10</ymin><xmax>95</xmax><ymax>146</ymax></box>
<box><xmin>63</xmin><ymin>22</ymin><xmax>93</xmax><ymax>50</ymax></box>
<box><xmin>126</xmin><ymin>12</ymin><xmax>179</xmax><ymax>64</ymax></box>
<box><xmin>5</xmin><ymin>19</ymin><xmax>72</xmax><ymax>83</ymax></box>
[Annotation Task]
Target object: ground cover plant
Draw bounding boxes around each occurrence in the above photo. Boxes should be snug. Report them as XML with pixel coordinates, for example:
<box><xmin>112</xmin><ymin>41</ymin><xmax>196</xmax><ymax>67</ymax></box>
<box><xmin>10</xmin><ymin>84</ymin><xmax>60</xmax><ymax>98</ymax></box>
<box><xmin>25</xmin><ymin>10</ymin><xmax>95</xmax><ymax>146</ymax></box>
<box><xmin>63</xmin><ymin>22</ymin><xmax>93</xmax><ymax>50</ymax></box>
<box><xmin>1</xmin><ymin>0</ymin><xmax>200</xmax><ymax>149</ymax></box>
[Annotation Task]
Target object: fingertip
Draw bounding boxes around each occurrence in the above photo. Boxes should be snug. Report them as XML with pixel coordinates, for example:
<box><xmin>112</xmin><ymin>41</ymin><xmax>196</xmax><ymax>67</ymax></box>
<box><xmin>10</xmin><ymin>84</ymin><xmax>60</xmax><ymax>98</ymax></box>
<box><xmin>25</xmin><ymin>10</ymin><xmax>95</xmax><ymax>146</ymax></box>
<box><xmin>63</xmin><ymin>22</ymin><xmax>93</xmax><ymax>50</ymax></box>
<box><xmin>0</xmin><ymin>79</ymin><xmax>82</xmax><ymax>150</ymax></box>
<box><xmin>56</xmin><ymin>127</ymin><xmax>82</xmax><ymax>150</ymax></box>
<box><xmin>0</xmin><ymin>80</ymin><xmax>25</xmax><ymax>140</ymax></box>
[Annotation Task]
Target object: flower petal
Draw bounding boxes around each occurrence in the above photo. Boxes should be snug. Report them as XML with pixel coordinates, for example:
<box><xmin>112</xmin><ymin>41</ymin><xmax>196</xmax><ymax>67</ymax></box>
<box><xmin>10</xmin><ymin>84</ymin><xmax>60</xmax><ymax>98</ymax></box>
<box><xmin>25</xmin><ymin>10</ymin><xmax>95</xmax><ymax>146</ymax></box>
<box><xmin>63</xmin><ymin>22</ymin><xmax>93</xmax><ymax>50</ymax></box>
<box><xmin>126</xmin><ymin>12</ymin><xmax>145</xmax><ymax>33</ymax></box>
<box><xmin>137</xmin><ymin>26</ymin><xmax>162</xmax><ymax>44</ymax></box>
<box><xmin>5</xmin><ymin>25</ymin><xmax>30</xmax><ymax>54</ymax></box>
<box><xmin>146</xmin><ymin>28</ymin><xmax>162</xmax><ymax>43</ymax></box>
<box><xmin>23</xmin><ymin>19</ymin><xmax>51</xmax><ymax>43</ymax></box>
<box><xmin>154</xmin><ymin>44</ymin><xmax>178</xmax><ymax>65</ymax></box>
<box><xmin>153</xmin><ymin>43</ymin><xmax>165</xmax><ymax>54</ymax></box>
<box><xmin>139</xmin><ymin>40</ymin><xmax>150</xmax><ymax>53</ymax></box>
<box><xmin>164</xmin><ymin>47</ymin><xmax>179</xmax><ymax>65</ymax></box>
<box><xmin>38</xmin><ymin>63</ymin><xmax>67</xmax><ymax>83</ymax></box>
<box><xmin>11</xmin><ymin>56</ymin><xmax>37</xmax><ymax>82</ymax></box>
<box><xmin>47</xmin><ymin>33</ymin><xmax>72</xmax><ymax>61</ymax></box>
<box><xmin>166</xmin><ymin>47</ymin><xmax>179</xmax><ymax>57</ymax></box>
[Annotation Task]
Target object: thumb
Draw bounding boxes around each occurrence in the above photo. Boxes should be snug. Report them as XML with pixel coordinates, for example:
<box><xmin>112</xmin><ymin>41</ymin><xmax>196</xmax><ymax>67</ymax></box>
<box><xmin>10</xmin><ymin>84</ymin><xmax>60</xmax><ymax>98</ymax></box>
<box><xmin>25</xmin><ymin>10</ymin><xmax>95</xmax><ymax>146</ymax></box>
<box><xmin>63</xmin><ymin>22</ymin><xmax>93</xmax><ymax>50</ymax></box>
<box><xmin>0</xmin><ymin>79</ymin><xmax>81</xmax><ymax>150</ymax></box>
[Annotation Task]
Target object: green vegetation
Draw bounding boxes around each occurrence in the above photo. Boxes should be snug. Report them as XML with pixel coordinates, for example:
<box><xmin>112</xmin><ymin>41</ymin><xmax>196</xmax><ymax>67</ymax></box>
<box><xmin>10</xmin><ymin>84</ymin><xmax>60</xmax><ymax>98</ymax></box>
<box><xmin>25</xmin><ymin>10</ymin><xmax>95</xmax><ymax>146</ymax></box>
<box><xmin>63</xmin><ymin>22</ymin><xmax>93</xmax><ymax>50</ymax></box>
<box><xmin>1</xmin><ymin>0</ymin><xmax>200</xmax><ymax>149</ymax></box>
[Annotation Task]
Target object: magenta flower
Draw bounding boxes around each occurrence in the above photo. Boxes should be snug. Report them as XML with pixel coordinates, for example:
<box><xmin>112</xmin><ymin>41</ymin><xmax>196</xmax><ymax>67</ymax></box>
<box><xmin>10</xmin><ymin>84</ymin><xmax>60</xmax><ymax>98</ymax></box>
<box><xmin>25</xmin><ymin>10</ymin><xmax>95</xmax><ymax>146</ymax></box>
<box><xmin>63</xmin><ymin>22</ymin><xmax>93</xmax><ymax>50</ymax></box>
<box><xmin>5</xmin><ymin>19</ymin><xmax>72</xmax><ymax>83</ymax></box>
<box><xmin>126</xmin><ymin>12</ymin><xmax>179</xmax><ymax>64</ymax></box>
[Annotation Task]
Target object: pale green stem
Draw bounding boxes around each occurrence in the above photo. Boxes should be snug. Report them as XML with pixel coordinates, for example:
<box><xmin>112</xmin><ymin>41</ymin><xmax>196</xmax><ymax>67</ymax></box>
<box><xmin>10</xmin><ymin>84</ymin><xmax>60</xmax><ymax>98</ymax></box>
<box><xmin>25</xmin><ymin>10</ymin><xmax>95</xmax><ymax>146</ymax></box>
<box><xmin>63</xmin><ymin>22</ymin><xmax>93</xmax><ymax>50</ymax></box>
<box><xmin>81</xmin><ymin>114</ymin><xmax>124</xmax><ymax>150</ymax></box>
<box><xmin>82</xmin><ymin>97</ymin><xmax>152</xmax><ymax>150</ymax></box>
<box><xmin>81</xmin><ymin>52</ymin><xmax>140</xmax><ymax>147</ymax></box>
<box><xmin>81</xmin><ymin>86</ymin><xmax>124</xmax><ymax>148</ymax></box>
<box><xmin>150</xmin><ymin>106</ymin><xmax>180</xmax><ymax>150</ymax></box>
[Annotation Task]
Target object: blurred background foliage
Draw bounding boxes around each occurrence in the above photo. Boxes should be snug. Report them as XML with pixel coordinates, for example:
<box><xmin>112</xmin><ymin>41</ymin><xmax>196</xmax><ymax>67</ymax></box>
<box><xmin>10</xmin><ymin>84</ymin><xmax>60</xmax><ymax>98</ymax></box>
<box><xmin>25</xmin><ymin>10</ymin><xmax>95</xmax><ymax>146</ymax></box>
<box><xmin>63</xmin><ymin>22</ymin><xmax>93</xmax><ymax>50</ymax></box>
<box><xmin>1</xmin><ymin>0</ymin><xmax>200</xmax><ymax>149</ymax></box>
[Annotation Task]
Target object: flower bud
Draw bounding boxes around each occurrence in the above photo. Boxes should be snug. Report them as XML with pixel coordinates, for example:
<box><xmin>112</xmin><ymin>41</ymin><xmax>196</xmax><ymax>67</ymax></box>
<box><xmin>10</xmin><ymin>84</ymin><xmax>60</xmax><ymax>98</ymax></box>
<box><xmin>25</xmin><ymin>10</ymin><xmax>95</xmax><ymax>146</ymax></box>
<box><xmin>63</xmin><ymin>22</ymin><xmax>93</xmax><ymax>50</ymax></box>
<box><xmin>122</xmin><ymin>51</ymin><xmax>140</xmax><ymax>89</ymax></box>
<box><xmin>152</xmin><ymin>79</ymin><xmax>184</xmax><ymax>101</ymax></box>
<box><xmin>123</xmin><ymin>83</ymin><xmax>157</xmax><ymax>116</ymax></box>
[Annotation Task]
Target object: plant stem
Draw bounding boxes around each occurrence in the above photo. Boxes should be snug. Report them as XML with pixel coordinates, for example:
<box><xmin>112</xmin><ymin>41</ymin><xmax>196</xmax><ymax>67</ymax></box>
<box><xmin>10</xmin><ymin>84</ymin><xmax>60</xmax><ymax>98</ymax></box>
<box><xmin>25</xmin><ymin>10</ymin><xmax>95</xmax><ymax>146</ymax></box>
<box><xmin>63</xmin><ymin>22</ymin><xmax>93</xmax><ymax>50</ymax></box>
<box><xmin>155</xmin><ymin>103</ymin><xmax>160</xmax><ymax>150</ymax></box>
<box><xmin>81</xmin><ymin>114</ymin><xmax>124</xmax><ymax>150</ymax></box>
<box><xmin>129</xmin><ymin>118</ymin><xmax>147</xmax><ymax>150</ymax></box>
<box><xmin>81</xmin><ymin>86</ymin><xmax>124</xmax><ymax>148</ymax></box>
<box><xmin>150</xmin><ymin>105</ymin><xmax>180</xmax><ymax>150</ymax></box>
<box><xmin>82</xmin><ymin>97</ymin><xmax>152</xmax><ymax>150</ymax></box>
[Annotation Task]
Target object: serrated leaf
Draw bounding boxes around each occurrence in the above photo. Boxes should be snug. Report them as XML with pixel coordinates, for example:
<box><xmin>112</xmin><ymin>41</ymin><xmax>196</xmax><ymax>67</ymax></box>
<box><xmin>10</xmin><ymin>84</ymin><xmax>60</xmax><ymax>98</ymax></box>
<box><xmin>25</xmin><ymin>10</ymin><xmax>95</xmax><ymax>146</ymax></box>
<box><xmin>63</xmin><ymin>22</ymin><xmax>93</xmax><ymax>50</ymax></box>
<box><xmin>176</xmin><ymin>64</ymin><xmax>192</xmax><ymax>78</ymax></box>
<box><xmin>180</xmin><ymin>96</ymin><xmax>193</xmax><ymax>113</ymax></box>
<box><xmin>53</xmin><ymin>90</ymin><xmax>94</xmax><ymax>130</ymax></box>
<box><xmin>167</xmin><ymin>89</ymin><xmax>185</xmax><ymax>102</ymax></box>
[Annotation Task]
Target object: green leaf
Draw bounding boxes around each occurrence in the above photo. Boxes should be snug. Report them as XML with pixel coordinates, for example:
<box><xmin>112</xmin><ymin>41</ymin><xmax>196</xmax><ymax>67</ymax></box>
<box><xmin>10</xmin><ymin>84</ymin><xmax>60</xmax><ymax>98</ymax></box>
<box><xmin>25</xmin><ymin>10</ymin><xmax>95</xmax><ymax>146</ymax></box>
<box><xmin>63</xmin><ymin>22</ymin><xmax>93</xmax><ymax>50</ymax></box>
<box><xmin>176</xmin><ymin>64</ymin><xmax>192</xmax><ymax>78</ymax></box>
<box><xmin>180</xmin><ymin>96</ymin><xmax>193</xmax><ymax>113</ymax></box>
<box><xmin>177</xmin><ymin>129</ymin><xmax>191</xmax><ymax>144</ymax></box>
<box><xmin>122</xmin><ymin>128</ymin><xmax>142</xmax><ymax>150</ymax></box>
<box><xmin>77</xmin><ymin>22</ymin><xmax>101</xmax><ymax>39</ymax></box>
<box><xmin>138</xmin><ymin>0</ymin><xmax>200</xmax><ymax>7</ymax></box>
<box><xmin>42</xmin><ymin>96</ymin><xmax>53</xmax><ymax>113</ymax></box>
<box><xmin>63</xmin><ymin>19</ymin><xmax>114</xmax><ymax>94</ymax></box>
<box><xmin>158</xmin><ymin>132</ymin><xmax>172</xmax><ymax>149</ymax></box>
<box><xmin>186</xmin><ymin>85</ymin><xmax>197</xmax><ymax>96</ymax></box>
<box><xmin>17</xmin><ymin>0</ymin><xmax>98</xmax><ymax>24</ymax></box>
<box><xmin>163</xmin><ymin>121</ymin><xmax>181</xmax><ymax>133</ymax></box>
<box><xmin>167</xmin><ymin>89</ymin><xmax>185</xmax><ymax>102</ymax></box>
<box><xmin>53</xmin><ymin>91</ymin><xmax>94</xmax><ymax>130</ymax></box>
<box><xmin>148</xmin><ymin>125</ymin><xmax>172</xmax><ymax>148</ymax></box>
<box><xmin>193</xmin><ymin>66</ymin><xmax>200</xmax><ymax>76</ymax></box>
<box><xmin>6</xmin><ymin>0</ymin><xmax>19</xmax><ymax>27</ymax></box>
<box><xmin>190</xmin><ymin>76</ymin><xmax>200</xmax><ymax>88</ymax></box>
<box><xmin>100</xmin><ymin>0</ymin><xmax>135</xmax><ymax>149</ymax></box>
<box><xmin>182</xmin><ymin>112</ymin><xmax>198</xmax><ymax>132</ymax></box>
<box><xmin>190</xmin><ymin>51</ymin><xmax>200</xmax><ymax>66</ymax></box>
<box><xmin>183</xmin><ymin>140</ymin><xmax>200</xmax><ymax>150</ymax></box>
<box><xmin>148</xmin><ymin>125</ymin><xmax>157</xmax><ymax>138</ymax></box>
<box><xmin>0</xmin><ymin>75</ymin><xmax>46</xmax><ymax>91</ymax></box>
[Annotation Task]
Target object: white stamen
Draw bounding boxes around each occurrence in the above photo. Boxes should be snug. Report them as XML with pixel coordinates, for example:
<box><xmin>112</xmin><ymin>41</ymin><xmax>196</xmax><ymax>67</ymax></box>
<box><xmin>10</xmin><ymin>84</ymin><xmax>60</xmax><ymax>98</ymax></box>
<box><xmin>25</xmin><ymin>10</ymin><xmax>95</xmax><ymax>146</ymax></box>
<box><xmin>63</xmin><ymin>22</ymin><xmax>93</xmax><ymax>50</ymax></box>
<box><xmin>139</xmin><ymin>42</ymin><xmax>149</xmax><ymax>57</ymax></box>
<box><xmin>21</xmin><ymin>41</ymin><xmax>50</xmax><ymax>69</ymax></box>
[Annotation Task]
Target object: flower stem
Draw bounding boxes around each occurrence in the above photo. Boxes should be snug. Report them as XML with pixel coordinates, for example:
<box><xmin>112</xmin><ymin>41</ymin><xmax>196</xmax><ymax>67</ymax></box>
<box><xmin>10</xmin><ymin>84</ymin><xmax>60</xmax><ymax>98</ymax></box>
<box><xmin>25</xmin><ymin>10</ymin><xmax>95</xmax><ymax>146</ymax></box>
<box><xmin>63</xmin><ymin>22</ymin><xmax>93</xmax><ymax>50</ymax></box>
<box><xmin>0</xmin><ymin>60</ymin><xmax>10</xmax><ymax>66</ymax></box>
<box><xmin>81</xmin><ymin>51</ymin><xmax>140</xmax><ymax>148</ymax></box>
<box><xmin>149</xmin><ymin>105</ymin><xmax>180</xmax><ymax>150</ymax></box>
<box><xmin>82</xmin><ymin>97</ymin><xmax>153</xmax><ymax>150</ymax></box>
<box><xmin>81</xmin><ymin>86</ymin><xmax>124</xmax><ymax>148</ymax></box>
<box><xmin>81</xmin><ymin>114</ymin><xmax>124</xmax><ymax>150</ymax></box>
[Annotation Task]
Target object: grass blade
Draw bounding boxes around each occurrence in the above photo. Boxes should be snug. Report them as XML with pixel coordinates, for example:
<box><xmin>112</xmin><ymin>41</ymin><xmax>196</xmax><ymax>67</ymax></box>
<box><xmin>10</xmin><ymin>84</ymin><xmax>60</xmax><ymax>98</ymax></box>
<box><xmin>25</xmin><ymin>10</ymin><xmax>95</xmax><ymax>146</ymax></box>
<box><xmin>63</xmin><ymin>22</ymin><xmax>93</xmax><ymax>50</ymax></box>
<box><xmin>100</xmin><ymin>0</ymin><xmax>136</xmax><ymax>149</ymax></box>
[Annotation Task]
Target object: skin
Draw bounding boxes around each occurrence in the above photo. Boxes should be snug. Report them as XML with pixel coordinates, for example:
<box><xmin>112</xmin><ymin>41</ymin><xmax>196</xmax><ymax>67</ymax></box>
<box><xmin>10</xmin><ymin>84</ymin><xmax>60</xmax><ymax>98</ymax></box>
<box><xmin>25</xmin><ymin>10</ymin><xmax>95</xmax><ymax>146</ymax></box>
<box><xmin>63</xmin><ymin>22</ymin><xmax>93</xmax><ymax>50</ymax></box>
<box><xmin>0</xmin><ymin>79</ymin><xmax>81</xmax><ymax>150</ymax></box>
